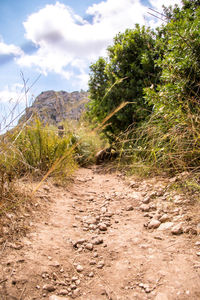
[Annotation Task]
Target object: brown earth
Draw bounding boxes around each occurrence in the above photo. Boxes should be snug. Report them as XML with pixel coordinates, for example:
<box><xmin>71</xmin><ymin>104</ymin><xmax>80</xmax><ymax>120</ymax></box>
<box><xmin>0</xmin><ymin>167</ymin><xmax>200</xmax><ymax>300</ymax></box>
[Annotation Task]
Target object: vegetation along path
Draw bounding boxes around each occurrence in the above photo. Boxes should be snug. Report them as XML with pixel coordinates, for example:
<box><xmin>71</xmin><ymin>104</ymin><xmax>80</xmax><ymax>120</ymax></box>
<box><xmin>0</xmin><ymin>167</ymin><xmax>200</xmax><ymax>300</ymax></box>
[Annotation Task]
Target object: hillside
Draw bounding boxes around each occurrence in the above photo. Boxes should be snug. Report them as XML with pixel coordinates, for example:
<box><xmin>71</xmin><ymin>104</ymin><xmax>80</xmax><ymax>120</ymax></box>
<box><xmin>19</xmin><ymin>90</ymin><xmax>89</xmax><ymax>125</ymax></box>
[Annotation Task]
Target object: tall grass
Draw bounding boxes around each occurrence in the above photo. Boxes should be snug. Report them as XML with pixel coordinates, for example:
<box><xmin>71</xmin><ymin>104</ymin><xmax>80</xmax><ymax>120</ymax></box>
<box><xmin>115</xmin><ymin>100</ymin><xmax>200</xmax><ymax>177</ymax></box>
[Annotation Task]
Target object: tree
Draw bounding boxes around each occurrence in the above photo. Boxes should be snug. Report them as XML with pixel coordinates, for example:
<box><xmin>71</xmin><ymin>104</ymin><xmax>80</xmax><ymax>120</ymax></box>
<box><xmin>87</xmin><ymin>25</ymin><xmax>159</xmax><ymax>140</ymax></box>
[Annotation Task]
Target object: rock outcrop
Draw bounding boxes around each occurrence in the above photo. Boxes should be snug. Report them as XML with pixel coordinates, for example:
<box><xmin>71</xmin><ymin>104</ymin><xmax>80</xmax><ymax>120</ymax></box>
<box><xmin>19</xmin><ymin>90</ymin><xmax>89</xmax><ymax>125</ymax></box>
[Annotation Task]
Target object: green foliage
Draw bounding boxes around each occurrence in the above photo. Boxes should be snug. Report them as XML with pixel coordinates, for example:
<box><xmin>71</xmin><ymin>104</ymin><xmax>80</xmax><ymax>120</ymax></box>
<box><xmin>62</xmin><ymin>120</ymin><xmax>108</xmax><ymax>166</ymax></box>
<box><xmin>126</xmin><ymin>2</ymin><xmax>200</xmax><ymax>175</ymax></box>
<box><xmin>87</xmin><ymin>25</ymin><xmax>159</xmax><ymax>140</ymax></box>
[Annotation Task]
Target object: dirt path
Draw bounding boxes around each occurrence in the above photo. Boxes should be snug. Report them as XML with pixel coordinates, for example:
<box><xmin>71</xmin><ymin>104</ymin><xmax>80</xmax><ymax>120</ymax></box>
<box><xmin>0</xmin><ymin>167</ymin><xmax>200</xmax><ymax>300</ymax></box>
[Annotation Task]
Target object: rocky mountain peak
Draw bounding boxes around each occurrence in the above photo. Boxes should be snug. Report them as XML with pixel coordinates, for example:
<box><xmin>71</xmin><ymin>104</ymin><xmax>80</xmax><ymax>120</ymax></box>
<box><xmin>19</xmin><ymin>90</ymin><xmax>89</xmax><ymax>125</ymax></box>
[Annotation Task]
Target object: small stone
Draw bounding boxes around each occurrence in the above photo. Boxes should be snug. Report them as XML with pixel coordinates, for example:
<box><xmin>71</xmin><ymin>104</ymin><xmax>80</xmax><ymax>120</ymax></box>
<box><xmin>70</xmin><ymin>284</ymin><xmax>77</xmax><ymax>290</ymax></box>
<box><xmin>89</xmin><ymin>224</ymin><xmax>97</xmax><ymax>230</ymax></box>
<box><xmin>98</xmin><ymin>223</ymin><xmax>107</xmax><ymax>231</ymax></box>
<box><xmin>159</xmin><ymin>214</ymin><xmax>169</xmax><ymax>223</ymax></box>
<box><xmin>184</xmin><ymin>227</ymin><xmax>197</xmax><ymax>235</ymax></box>
<box><xmin>50</xmin><ymin>261</ymin><xmax>60</xmax><ymax>267</ymax></box>
<box><xmin>126</xmin><ymin>205</ymin><xmax>134</xmax><ymax>211</ymax></box>
<box><xmin>158</xmin><ymin>222</ymin><xmax>174</xmax><ymax>231</ymax></box>
<box><xmin>43</xmin><ymin>284</ymin><xmax>56</xmax><ymax>292</ymax></box>
<box><xmin>171</xmin><ymin>224</ymin><xmax>183</xmax><ymax>235</ymax></box>
<box><xmin>140</xmin><ymin>204</ymin><xmax>150</xmax><ymax>212</ymax></box>
<box><xmin>71</xmin><ymin>276</ymin><xmax>78</xmax><ymax>282</ymax></box>
<box><xmin>93</xmin><ymin>252</ymin><xmax>98</xmax><ymax>258</ymax></box>
<box><xmin>195</xmin><ymin>241</ymin><xmax>200</xmax><ymax>246</ymax></box>
<box><xmin>76</xmin><ymin>265</ymin><xmax>84</xmax><ymax>272</ymax></box>
<box><xmin>196</xmin><ymin>252</ymin><xmax>200</xmax><ymax>256</ymax></box>
<box><xmin>92</xmin><ymin>238</ymin><xmax>103</xmax><ymax>245</ymax></box>
<box><xmin>142</xmin><ymin>197</ymin><xmax>150</xmax><ymax>204</ymax></box>
<box><xmin>148</xmin><ymin>219</ymin><xmax>161</xmax><ymax>229</ymax></box>
<box><xmin>85</xmin><ymin>217</ymin><xmax>97</xmax><ymax>225</ymax></box>
<box><xmin>97</xmin><ymin>261</ymin><xmax>105</xmax><ymax>269</ymax></box>
<box><xmin>89</xmin><ymin>260</ymin><xmax>96</xmax><ymax>265</ymax></box>
<box><xmin>75</xmin><ymin>279</ymin><xmax>80</xmax><ymax>286</ymax></box>
<box><xmin>73</xmin><ymin>239</ymin><xmax>87</xmax><ymax>247</ymax></box>
<box><xmin>58</xmin><ymin>289</ymin><xmax>68</xmax><ymax>295</ymax></box>
<box><xmin>85</xmin><ymin>243</ymin><xmax>93</xmax><ymax>251</ymax></box>
<box><xmin>88</xmin><ymin>272</ymin><xmax>94</xmax><ymax>277</ymax></box>
<box><xmin>101</xmin><ymin>207</ymin><xmax>107</xmax><ymax>213</ymax></box>
<box><xmin>105</xmin><ymin>212</ymin><xmax>113</xmax><ymax>217</ymax></box>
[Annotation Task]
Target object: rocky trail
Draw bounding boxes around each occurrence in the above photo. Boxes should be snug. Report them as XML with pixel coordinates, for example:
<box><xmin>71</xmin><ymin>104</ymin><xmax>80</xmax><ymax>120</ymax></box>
<box><xmin>0</xmin><ymin>167</ymin><xmax>200</xmax><ymax>300</ymax></box>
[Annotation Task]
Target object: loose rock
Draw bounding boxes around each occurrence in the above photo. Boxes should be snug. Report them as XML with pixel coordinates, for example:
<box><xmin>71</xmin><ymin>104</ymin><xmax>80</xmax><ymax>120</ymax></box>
<box><xmin>159</xmin><ymin>214</ymin><xmax>169</xmax><ymax>223</ymax></box>
<box><xmin>43</xmin><ymin>284</ymin><xmax>56</xmax><ymax>292</ymax></box>
<box><xmin>158</xmin><ymin>222</ymin><xmax>174</xmax><ymax>231</ymax></box>
<box><xmin>85</xmin><ymin>243</ymin><xmax>94</xmax><ymax>251</ymax></box>
<box><xmin>92</xmin><ymin>238</ymin><xmax>103</xmax><ymax>245</ymax></box>
<box><xmin>76</xmin><ymin>265</ymin><xmax>84</xmax><ymax>272</ymax></box>
<box><xmin>171</xmin><ymin>224</ymin><xmax>183</xmax><ymax>235</ymax></box>
<box><xmin>126</xmin><ymin>205</ymin><xmax>134</xmax><ymax>211</ymax></box>
<box><xmin>148</xmin><ymin>219</ymin><xmax>161</xmax><ymax>229</ymax></box>
<box><xmin>98</xmin><ymin>223</ymin><xmax>107</xmax><ymax>231</ymax></box>
<box><xmin>140</xmin><ymin>204</ymin><xmax>150</xmax><ymax>212</ymax></box>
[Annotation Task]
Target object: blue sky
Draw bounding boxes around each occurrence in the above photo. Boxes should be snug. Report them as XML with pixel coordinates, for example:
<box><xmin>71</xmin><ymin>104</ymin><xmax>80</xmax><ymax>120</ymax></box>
<box><xmin>0</xmin><ymin>0</ymin><xmax>182</xmax><ymax>131</ymax></box>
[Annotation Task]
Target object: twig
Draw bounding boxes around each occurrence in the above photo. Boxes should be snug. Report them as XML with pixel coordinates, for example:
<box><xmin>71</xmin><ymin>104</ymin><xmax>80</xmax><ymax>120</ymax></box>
<box><xmin>0</xmin><ymin>279</ymin><xmax>7</xmax><ymax>285</ymax></box>
<box><xmin>1</xmin><ymin>240</ymin><xmax>7</xmax><ymax>255</ymax></box>
<box><xmin>19</xmin><ymin>283</ymin><xmax>27</xmax><ymax>300</ymax></box>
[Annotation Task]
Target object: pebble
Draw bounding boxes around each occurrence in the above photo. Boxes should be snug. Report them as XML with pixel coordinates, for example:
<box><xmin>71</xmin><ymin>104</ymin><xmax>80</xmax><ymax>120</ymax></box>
<box><xmin>158</xmin><ymin>222</ymin><xmax>174</xmax><ymax>231</ymax></box>
<box><xmin>171</xmin><ymin>224</ymin><xmax>183</xmax><ymax>235</ymax></box>
<box><xmin>88</xmin><ymin>272</ymin><xmax>94</xmax><ymax>277</ymax></box>
<box><xmin>142</xmin><ymin>197</ymin><xmax>150</xmax><ymax>204</ymax></box>
<box><xmin>105</xmin><ymin>212</ymin><xmax>113</xmax><ymax>217</ymax></box>
<box><xmin>71</xmin><ymin>276</ymin><xmax>78</xmax><ymax>282</ymax></box>
<box><xmin>50</xmin><ymin>261</ymin><xmax>60</xmax><ymax>267</ymax></box>
<box><xmin>58</xmin><ymin>289</ymin><xmax>68</xmax><ymax>295</ymax></box>
<box><xmin>101</xmin><ymin>207</ymin><xmax>107</xmax><ymax>213</ymax></box>
<box><xmin>195</xmin><ymin>241</ymin><xmax>200</xmax><ymax>246</ymax></box>
<box><xmin>140</xmin><ymin>204</ymin><xmax>150</xmax><ymax>212</ymax></box>
<box><xmin>148</xmin><ymin>219</ymin><xmax>161</xmax><ymax>229</ymax></box>
<box><xmin>97</xmin><ymin>260</ymin><xmax>105</xmax><ymax>269</ymax></box>
<box><xmin>75</xmin><ymin>279</ymin><xmax>80</xmax><ymax>285</ymax></box>
<box><xmin>85</xmin><ymin>243</ymin><xmax>93</xmax><ymax>251</ymax></box>
<box><xmin>159</xmin><ymin>214</ymin><xmax>169</xmax><ymax>223</ymax></box>
<box><xmin>89</xmin><ymin>260</ymin><xmax>96</xmax><ymax>265</ymax></box>
<box><xmin>43</xmin><ymin>284</ymin><xmax>56</xmax><ymax>292</ymax></box>
<box><xmin>85</xmin><ymin>217</ymin><xmax>97</xmax><ymax>225</ymax></box>
<box><xmin>76</xmin><ymin>265</ymin><xmax>84</xmax><ymax>272</ymax></box>
<box><xmin>196</xmin><ymin>252</ymin><xmax>200</xmax><ymax>256</ymax></box>
<box><xmin>98</xmin><ymin>223</ymin><xmax>107</xmax><ymax>231</ymax></box>
<box><xmin>126</xmin><ymin>205</ymin><xmax>134</xmax><ymax>211</ymax></box>
<box><xmin>92</xmin><ymin>237</ymin><xmax>104</xmax><ymax>245</ymax></box>
<box><xmin>89</xmin><ymin>224</ymin><xmax>97</xmax><ymax>230</ymax></box>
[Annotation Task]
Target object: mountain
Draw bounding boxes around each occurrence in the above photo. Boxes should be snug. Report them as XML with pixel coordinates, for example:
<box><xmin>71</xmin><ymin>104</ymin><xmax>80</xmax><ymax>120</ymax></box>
<box><xmin>19</xmin><ymin>90</ymin><xmax>89</xmax><ymax>125</ymax></box>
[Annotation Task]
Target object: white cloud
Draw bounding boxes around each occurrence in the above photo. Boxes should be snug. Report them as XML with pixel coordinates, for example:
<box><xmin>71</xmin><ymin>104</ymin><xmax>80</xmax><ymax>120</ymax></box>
<box><xmin>17</xmin><ymin>0</ymin><xmax>182</xmax><ymax>87</ymax></box>
<box><xmin>0</xmin><ymin>38</ymin><xmax>23</xmax><ymax>57</ymax></box>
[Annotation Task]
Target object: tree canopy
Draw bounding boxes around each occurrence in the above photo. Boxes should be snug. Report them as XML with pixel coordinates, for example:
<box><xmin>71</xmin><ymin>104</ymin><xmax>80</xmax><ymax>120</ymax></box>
<box><xmin>87</xmin><ymin>25</ymin><xmax>159</xmax><ymax>140</ymax></box>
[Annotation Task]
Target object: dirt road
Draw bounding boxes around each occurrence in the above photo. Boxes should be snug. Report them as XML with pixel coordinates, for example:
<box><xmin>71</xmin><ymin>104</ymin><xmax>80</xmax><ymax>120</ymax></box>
<box><xmin>0</xmin><ymin>167</ymin><xmax>200</xmax><ymax>299</ymax></box>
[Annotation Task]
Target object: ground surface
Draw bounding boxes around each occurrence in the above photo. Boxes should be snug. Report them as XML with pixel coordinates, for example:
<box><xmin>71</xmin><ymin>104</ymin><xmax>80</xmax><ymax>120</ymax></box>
<box><xmin>0</xmin><ymin>167</ymin><xmax>200</xmax><ymax>300</ymax></box>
